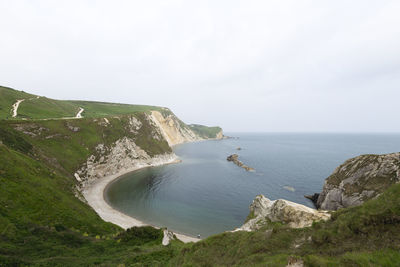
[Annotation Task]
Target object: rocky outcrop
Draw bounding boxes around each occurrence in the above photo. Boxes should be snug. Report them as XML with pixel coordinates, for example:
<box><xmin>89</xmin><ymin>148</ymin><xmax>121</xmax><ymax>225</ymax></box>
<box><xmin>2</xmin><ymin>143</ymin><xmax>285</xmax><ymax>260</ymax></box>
<box><xmin>215</xmin><ymin>130</ymin><xmax>224</xmax><ymax>139</ymax></box>
<box><xmin>162</xmin><ymin>229</ymin><xmax>176</xmax><ymax>246</ymax></box>
<box><xmin>75</xmin><ymin>137</ymin><xmax>178</xmax><ymax>188</ymax></box>
<box><xmin>312</xmin><ymin>153</ymin><xmax>400</xmax><ymax>210</ymax></box>
<box><xmin>236</xmin><ymin>195</ymin><xmax>330</xmax><ymax>231</ymax></box>
<box><xmin>227</xmin><ymin>154</ymin><xmax>254</xmax><ymax>171</ymax></box>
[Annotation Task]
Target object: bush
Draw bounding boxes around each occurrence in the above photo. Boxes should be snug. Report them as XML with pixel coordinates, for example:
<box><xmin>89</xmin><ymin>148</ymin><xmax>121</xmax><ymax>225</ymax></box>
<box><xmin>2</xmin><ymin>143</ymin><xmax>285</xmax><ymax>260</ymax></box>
<box><xmin>118</xmin><ymin>226</ymin><xmax>163</xmax><ymax>246</ymax></box>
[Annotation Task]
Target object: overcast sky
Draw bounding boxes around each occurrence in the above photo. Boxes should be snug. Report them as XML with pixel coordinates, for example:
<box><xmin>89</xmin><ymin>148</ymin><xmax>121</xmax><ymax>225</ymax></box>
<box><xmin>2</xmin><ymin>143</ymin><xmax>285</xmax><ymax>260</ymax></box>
<box><xmin>1</xmin><ymin>1</ymin><xmax>399</xmax><ymax>132</ymax></box>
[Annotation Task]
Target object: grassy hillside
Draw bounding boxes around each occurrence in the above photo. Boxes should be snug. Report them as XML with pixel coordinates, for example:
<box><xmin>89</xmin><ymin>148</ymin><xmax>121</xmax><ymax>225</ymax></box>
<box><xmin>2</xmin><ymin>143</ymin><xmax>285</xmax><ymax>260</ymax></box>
<box><xmin>0</xmin><ymin>106</ymin><xmax>182</xmax><ymax>265</ymax></box>
<box><xmin>0</xmin><ymin>86</ymin><xmax>36</xmax><ymax>119</ymax></box>
<box><xmin>0</xmin><ymin>143</ymin><xmax>186</xmax><ymax>266</ymax></box>
<box><xmin>0</xmin><ymin>86</ymin><xmax>163</xmax><ymax>120</ymax></box>
<box><xmin>1</xmin><ymin>86</ymin><xmax>223</xmax><ymax>139</ymax></box>
<box><xmin>0</xmin><ymin>115</ymin><xmax>171</xmax><ymax>178</ymax></box>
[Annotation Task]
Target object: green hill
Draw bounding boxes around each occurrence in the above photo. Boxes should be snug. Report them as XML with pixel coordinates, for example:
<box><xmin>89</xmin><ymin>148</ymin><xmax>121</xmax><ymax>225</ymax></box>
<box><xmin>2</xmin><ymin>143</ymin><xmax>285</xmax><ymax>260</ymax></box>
<box><xmin>0</xmin><ymin>85</ymin><xmax>164</xmax><ymax>120</ymax></box>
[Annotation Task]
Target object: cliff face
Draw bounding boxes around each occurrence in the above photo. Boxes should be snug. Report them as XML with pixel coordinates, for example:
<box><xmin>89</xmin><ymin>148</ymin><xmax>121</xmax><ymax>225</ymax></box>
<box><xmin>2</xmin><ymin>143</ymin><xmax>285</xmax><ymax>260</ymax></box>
<box><xmin>149</xmin><ymin>110</ymin><xmax>202</xmax><ymax>146</ymax></box>
<box><xmin>237</xmin><ymin>195</ymin><xmax>330</xmax><ymax>232</ymax></box>
<box><xmin>74</xmin><ymin>137</ymin><xmax>178</xmax><ymax>188</ymax></box>
<box><xmin>315</xmin><ymin>153</ymin><xmax>400</xmax><ymax>210</ymax></box>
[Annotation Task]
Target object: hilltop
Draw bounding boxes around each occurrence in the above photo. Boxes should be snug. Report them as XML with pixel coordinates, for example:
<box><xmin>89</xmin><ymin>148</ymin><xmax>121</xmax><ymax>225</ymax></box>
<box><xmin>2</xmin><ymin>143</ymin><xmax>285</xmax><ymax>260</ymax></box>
<box><xmin>0</xmin><ymin>85</ymin><xmax>163</xmax><ymax>120</ymax></box>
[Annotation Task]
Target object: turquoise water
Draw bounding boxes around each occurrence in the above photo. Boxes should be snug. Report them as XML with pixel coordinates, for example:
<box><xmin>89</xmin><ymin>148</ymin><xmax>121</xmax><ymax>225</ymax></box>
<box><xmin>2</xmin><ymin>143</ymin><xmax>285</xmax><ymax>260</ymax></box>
<box><xmin>105</xmin><ymin>133</ymin><xmax>400</xmax><ymax>237</ymax></box>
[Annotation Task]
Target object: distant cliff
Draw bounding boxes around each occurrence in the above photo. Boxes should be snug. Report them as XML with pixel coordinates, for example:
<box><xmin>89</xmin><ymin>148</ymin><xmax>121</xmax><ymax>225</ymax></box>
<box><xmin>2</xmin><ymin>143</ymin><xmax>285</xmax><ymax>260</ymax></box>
<box><xmin>308</xmin><ymin>153</ymin><xmax>400</xmax><ymax>210</ymax></box>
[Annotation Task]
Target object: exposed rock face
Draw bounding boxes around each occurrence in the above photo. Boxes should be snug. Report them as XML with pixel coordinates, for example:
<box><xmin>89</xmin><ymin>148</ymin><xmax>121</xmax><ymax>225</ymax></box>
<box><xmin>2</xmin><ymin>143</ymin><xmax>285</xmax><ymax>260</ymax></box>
<box><xmin>162</xmin><ymin>229</ymin><xmax>176</xmax><ymax>246</ymax></box>
<box><xmin>148</xmin><ymin>111</ymin><xmax>202</xmax><ymax>146</ymax></box>
<box><xmin>237</xmin><ymin>195</ymin><xmax>330</xmax><ymax>231</ymax></box>
<box><xmin>215</xmin><ymin>130</ymin><xmax>224</xmax><ymax>139</ymax></box>
<box><xmin>315</xmin><ymin>153</ymin><xmax>400</xmax><ymax>210</ymax></box>
<box><xmin>227</xmin><ymin>154</ymin><xmax>254</xmax><ymax>171</ymax></box>
<box><xmin>75</xmin><ymin>137</ymin><xmax>178</xmax><ymax>188</ymax></box>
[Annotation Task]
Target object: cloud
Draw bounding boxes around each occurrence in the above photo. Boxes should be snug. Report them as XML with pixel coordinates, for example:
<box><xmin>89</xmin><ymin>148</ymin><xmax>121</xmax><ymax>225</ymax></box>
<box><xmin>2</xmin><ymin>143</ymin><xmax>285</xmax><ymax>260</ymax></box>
<box><xmin>0</xmin><ymin>0</ymin><xmax>399</xmax><ymax>132</ymax></box>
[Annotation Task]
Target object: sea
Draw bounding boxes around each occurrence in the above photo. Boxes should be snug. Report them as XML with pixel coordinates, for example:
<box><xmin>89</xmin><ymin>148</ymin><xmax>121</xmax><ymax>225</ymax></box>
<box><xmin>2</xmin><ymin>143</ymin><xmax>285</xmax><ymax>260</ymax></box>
<box><xmin>105</xmin><ymin>133</ymin><xmax>400</xmax><ymax>237</ymax></box>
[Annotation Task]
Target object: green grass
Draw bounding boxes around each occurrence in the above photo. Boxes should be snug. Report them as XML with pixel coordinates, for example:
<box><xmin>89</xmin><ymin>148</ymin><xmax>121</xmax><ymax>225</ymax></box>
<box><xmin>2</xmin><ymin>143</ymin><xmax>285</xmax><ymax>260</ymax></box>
<box><xmin>1</xmin><ymin>85</ymin><xmax>223</xmax><ymax>139</ymax></box>
<box><xmin>0</xmin><ymin>114</ymin><xmax>171</xmax><ymax>177</ymax></box>
<box><xmin>0</xmin><ymin>138</ymin><xmax>185</xmax><ymax>266</ymax></box>
<box><xmin>1</xmin><ymin>85</ymin><xmax>165</xmax><ymax>120</ymax></box>
<box><xmin>70</xmin><ymin>100</ymin><xmax>164</xmax><ymax>118</ymax></box>
<box><xmin>0</xmin><ymin>86</ymin><xmax>36</xmax><ymax>119</ymax></box>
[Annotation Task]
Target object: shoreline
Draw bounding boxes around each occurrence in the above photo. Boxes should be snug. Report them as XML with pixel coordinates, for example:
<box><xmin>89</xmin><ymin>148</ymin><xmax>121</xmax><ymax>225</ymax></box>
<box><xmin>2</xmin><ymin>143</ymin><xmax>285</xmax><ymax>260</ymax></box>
<box><xmin>82</xmin><ymin>155</ymin><xmax>201</xmax><ymax>243</ymax></box>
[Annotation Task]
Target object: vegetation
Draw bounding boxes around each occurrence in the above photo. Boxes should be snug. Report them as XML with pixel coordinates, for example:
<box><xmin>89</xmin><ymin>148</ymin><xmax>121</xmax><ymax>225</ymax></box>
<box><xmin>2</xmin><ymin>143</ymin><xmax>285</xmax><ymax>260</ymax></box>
<box><xmin>189</xmin><ymin>124</ymin><xmax>222</xmax><ymax>138</ymax></box>
<box><xmin>0</xmin><ymin>85</ymin><xmax>164</xmax><ymax>120</ymax></box>
<box><xmin>0</xmin><ymin>143</ymin><xmax>183</xmax><ymax>266</ymax></box>
<box><xmin>0</xmin><ymin>115</ymin><xmax>171</xmax><ymax>178</ymax></box>
<box><xmin>0</xmin><ymin>86</ymin><xmax>35</xmax><ymax>119</ymax></box>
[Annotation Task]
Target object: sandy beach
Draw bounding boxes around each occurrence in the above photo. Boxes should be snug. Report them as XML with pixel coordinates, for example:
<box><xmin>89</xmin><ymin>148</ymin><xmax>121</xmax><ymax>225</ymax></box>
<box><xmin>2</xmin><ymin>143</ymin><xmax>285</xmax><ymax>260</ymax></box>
<box><xmin>82</xmin><ymin>158</ymin><xmax>201</xmax><ymax>243</ymax></box>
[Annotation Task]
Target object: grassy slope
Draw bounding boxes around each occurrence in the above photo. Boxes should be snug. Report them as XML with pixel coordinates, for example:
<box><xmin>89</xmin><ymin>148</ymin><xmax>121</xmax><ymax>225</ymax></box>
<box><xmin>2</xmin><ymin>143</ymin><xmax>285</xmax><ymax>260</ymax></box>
<box><xmin>1</xmin><ymin>85</ymin><xmax>223</xmax><ymax>139</ymax></box>
<box><xmin>0</xmin><ymin>85</ymin><xmax>163</xmax><ymax>120</ymax></box>
<box><xmin>0</xmin><ymin>143</ymin><xmax>185</xmax><ymax>266</ymax></box>
<box><xmin>0</xmin><ymin>115</ymin><xmax>171</xmax><ymax>178</ymax></box>
<box><xmin>0</xmin><ymin>117</ymin><xmax>182</xmax><ymax>266</ymax></box>
<box><xmin>0</xmin><ymin>86</ymin><xmax>36</xmax><ymax>119</ymax></box>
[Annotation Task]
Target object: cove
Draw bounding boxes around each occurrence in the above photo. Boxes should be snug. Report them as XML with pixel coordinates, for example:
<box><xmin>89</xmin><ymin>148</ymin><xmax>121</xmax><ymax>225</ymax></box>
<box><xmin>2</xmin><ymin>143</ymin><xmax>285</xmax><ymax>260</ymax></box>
<box><xmin>105</xmin><ymin>133</ymin><xmax>400</xmax><ymax>237</ymax></box>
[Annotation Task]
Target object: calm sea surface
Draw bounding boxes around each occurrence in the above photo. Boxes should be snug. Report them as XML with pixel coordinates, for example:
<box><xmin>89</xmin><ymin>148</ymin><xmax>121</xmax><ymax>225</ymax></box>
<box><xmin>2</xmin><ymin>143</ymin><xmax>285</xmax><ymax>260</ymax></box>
<box><xmin>105</xmin><ymin>133</ymin><xmax>400</xmax><ymax>237</ymax></box>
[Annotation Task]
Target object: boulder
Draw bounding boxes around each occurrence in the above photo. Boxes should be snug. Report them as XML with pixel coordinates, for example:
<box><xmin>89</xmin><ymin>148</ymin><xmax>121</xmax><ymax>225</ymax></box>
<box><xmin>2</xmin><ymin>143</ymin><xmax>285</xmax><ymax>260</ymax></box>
<box><xmin>236</xmin><ymin>195</ymin><xmax>330</xmax><ymax>231</ymax></box>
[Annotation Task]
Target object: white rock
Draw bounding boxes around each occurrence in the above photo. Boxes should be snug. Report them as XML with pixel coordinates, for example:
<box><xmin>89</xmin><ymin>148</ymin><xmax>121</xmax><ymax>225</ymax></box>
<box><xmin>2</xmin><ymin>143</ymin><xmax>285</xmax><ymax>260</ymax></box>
<box><xmin>162</xmin><ymin>229</ymin><xmax>175</xmax><ymax>246</ymax></box>
<box><xmin>236</xmin><ymin>195</ymin><xmax>330</xmax><ymax>232</ymax></box>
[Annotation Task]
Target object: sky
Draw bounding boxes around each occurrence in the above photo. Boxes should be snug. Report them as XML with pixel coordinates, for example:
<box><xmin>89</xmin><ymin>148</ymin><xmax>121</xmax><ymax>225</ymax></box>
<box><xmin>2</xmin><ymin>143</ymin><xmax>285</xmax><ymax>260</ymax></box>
<box><xmin>1</xmin><ymin>0</ymin><xmax>399</xmax><ymax>132</ymax></box>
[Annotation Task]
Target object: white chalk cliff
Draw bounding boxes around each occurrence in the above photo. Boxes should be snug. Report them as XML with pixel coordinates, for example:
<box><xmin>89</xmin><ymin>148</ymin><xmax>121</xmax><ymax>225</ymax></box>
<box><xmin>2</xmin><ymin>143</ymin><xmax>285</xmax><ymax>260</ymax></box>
<box><xmin>237</xmin><ymin>195</ymin><xmax>330</xmax><ymax>232</ymax></box>
<box><xmin>148</xmin><ymin>110</ymin><xmax>202</xmax><ymax>146</ymax></box>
